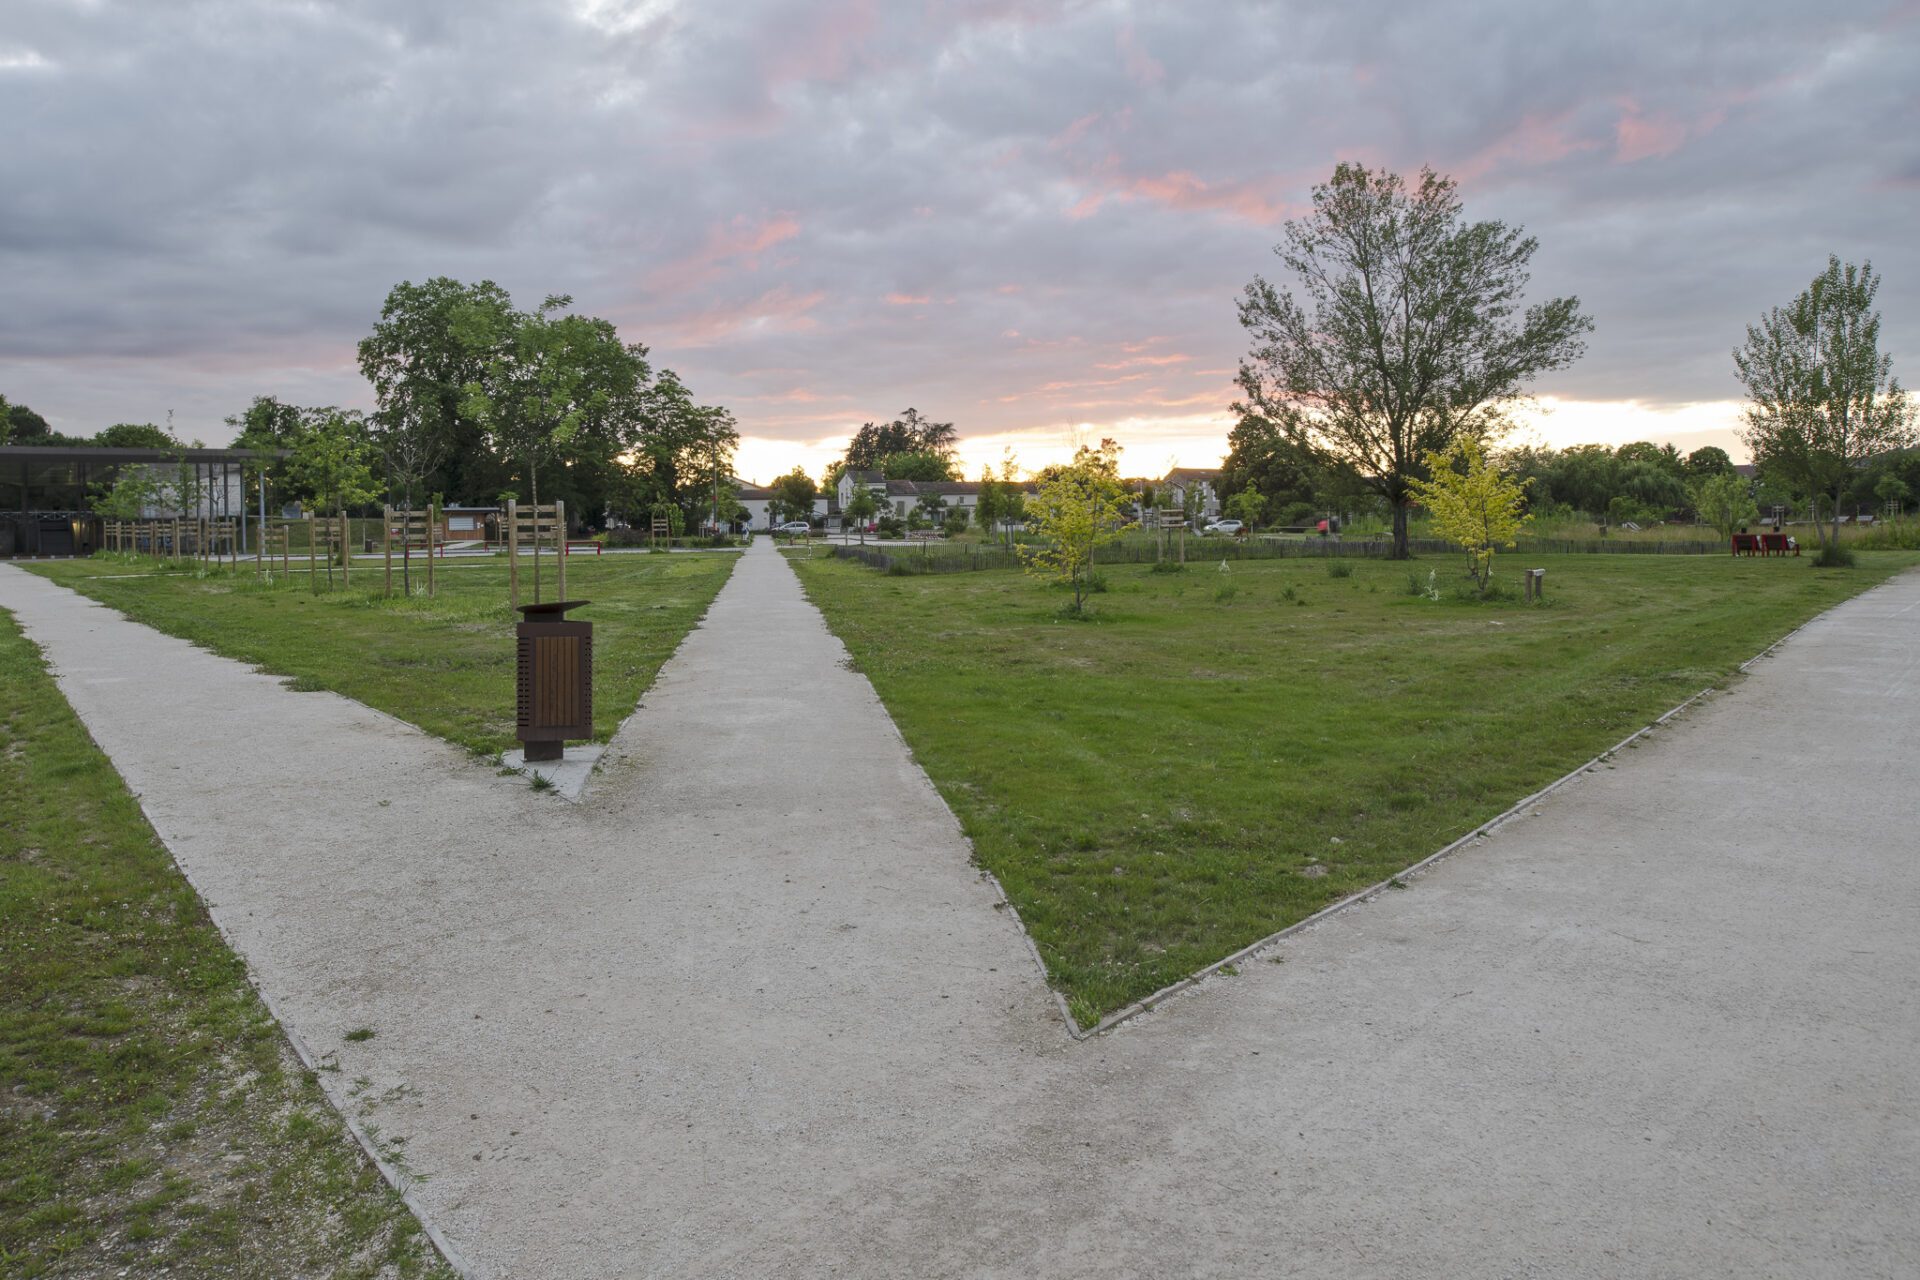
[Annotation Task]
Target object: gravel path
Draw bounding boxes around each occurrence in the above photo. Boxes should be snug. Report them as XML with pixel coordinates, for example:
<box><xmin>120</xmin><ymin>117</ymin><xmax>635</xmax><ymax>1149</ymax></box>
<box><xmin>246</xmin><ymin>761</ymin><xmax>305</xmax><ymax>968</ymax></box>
<box><xmin>3</xmin><ymin>548</ymin><xmax>1915</xmax><ymax>1279</ymax></box>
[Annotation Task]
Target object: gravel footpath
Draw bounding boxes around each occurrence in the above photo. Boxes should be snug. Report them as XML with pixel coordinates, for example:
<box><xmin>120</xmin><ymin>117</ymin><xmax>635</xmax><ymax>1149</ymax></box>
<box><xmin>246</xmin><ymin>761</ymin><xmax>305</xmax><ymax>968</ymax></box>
<box><xmin>3</xmin><ymin>549</ymin><xmax>1915</xmax><ymax>1279</ymax></box>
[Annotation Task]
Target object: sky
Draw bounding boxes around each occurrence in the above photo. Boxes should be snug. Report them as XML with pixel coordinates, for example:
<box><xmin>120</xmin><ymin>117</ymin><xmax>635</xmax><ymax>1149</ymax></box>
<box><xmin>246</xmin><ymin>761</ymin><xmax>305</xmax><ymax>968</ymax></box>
<box><xmin>3</xmin><ymin>0</ymin><xmax>1917</xmax><ymax>483</ymax></box>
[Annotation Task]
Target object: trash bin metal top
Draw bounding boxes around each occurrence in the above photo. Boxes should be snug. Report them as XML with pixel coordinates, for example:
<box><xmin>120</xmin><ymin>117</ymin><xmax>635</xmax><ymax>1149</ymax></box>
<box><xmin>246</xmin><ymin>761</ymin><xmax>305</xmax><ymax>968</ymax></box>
<box><xmin>517</xmin><ymin>599</ymin><xmax>591</xmax><ymax>619</ymax></box>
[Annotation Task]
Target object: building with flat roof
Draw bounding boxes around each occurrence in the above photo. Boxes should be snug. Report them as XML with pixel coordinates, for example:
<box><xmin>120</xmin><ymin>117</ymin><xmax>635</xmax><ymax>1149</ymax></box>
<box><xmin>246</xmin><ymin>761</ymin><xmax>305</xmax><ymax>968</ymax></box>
<box><xmin>0</xmin><ymin>444</ymin><xmax>283</xmax><ymax>557</ymax></box>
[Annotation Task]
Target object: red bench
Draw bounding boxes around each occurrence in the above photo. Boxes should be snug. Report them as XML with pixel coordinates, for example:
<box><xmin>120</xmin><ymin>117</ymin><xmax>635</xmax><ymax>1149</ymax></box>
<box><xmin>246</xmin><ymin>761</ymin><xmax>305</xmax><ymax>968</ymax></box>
<box><xmin>1760</xmin><ymin>533</ymin><xmax>1797</xmax><ymax>557</ymax></box>
<box><xmin>1731</xmin><ymin>533</ymin><xmax>1760</xmax><ymax>556</ymax></box>
<box><xmin>563</xmin><ymin>541</ymin><xmax>602</xmax><ymax>557</ymax></box>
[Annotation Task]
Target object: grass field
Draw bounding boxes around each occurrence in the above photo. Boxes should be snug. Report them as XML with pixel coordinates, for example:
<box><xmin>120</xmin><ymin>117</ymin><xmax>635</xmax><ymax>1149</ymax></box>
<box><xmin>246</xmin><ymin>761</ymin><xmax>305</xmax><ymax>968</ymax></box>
<box><xmin>792</xmin><ymin>549</ymin><xmax>1920</xmax><ymax>1025</ymax></box>
<box><xmin>0</xmin><ymin>610</ymin><xmax>454</xmax><ymax>1279</ymax></box>
<box><xmin>25</xmin><ymin>551</ymin><xmax>738</xmax><ymax>756</ymax></box>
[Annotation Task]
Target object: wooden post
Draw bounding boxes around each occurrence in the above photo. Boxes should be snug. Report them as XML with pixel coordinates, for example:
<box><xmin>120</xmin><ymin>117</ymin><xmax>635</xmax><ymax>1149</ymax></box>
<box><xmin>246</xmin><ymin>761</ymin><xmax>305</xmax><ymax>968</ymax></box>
<box><xmin>556</xmin><ymin>499</ymin><xmax>567</xmax><ymax>603</ymax></box>
<box><xmin>427</xmin><ymin>498</ymin><xmax>439</xmax><ymax>598</ymax></box>
<box><xmin>339</xmin><ymin>511</ymin><xmax>349</xmax><ymax>589</ymax></box>
<box><xmin>507</xmin><ymin>498</ymin><xmax>519</xmax><ymax>610</ymax></box>
<box><xmin>307</xmin><ymin>514</ymin><xmax>317</xmax><ymax>587</ymax></box>
<box><xmin>383</xmin><ymin>504</ymin><xmax>393</xmax><ymax>598</ymax></box>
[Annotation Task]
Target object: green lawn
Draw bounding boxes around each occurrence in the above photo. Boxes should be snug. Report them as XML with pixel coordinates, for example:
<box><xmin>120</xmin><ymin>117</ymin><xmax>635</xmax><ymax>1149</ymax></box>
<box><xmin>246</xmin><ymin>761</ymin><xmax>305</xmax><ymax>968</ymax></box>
<box><xmin>0</xmin><ymin>610</ymin><xmax>455</xmax><ymax>1279</ymax></box>
<box><xmin>792</xmin><ymin>549</ymin><xmax>1920</xmax><ymax>1026</ymax></box>
<box><xmin>25</xmin><ymin>551</ymin><xmax>738</xmax><ymax>756</ymax></box>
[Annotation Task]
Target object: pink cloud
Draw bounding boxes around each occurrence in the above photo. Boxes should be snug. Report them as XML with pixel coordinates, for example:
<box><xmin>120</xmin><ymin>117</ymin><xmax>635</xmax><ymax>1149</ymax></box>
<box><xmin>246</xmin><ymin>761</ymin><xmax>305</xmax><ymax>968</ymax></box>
<box><xmin>1070</xmin><ymin>168</ymin><xmax>1301</xmax><ymax>226</ymax></box>
<box><xmin>1095</xmin><ymin>352</ymin><xmax>1192</xmax><ymax>369</ymax></box>
<box><xmin>653</xmin><ymin>287</ymin><xmax>825</xmax><ymax>347</ymax></box>
<box><xmin>1613</xmin><ymin>97</ymin><xmax>1725</xmax><ymax>163</ymax></box>
<box><xmin>1615</xmin><ymin>111</ymin><xmax>1687</xmax><ymax>163</ymax></box>
<box><xmin>646</xmin><ymin>214</ymin><xmax>801</xmax><ymax>291</ymax></box>
<box><xmin>1456</xmin><ymin>110</ymin><xmax>1603</xmax><ymax>182</ymax></box>
<box><xmin>884</xmin><ymin>293</ymin><xmax>930</xmax><ymax>305</ymax></box>
<box><xmin>1049</xmin><ymin>112</ymin><xmax>1101</xmax><ymax>151</ymax></box>
<box><xmin>761</xmin><ymin>0</ymin><xmax>879</xmax><ymax>88</ymax></box>
<box><xmin>1116</xmin><ymin>25</ymin><xmax>1165</xmax><ymax>87</ymax></box>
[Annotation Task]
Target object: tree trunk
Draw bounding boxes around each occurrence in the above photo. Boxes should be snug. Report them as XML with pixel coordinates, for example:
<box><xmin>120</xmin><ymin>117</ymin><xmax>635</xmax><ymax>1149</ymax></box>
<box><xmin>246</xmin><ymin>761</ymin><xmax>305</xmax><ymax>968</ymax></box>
<box><xmin>1391</xmin><ymin>502</ymin><xmax>1411</xmax><ymax>560</ymax></box>
<box><xmin>530</xmin><ymin>464</ymin><xmax>541</xmax><ymax>604</ymax></box>
<box><xmin>1830</xmin><ymin>482</ymin><xmax>1843</xmax><ymax>551</ymax></box>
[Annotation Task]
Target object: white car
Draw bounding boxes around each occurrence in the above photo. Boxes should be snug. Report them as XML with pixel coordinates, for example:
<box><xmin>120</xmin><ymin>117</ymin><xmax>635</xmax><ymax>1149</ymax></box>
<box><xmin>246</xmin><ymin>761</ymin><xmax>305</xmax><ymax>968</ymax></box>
<box><xmin>1203</xmin><ymin>519</ymin><xmax>1244</xmax><ymax>536</ymax></box>
<box><xmin>774</xmin><ymin>521</ymin><xmax>812</xmax><ymax>535</ymax></box>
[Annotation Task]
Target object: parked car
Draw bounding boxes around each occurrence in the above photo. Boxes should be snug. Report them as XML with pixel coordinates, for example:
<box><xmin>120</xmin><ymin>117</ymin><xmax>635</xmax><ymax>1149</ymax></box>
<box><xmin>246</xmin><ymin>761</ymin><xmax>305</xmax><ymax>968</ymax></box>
<box><xmin>1203</xmin><ymin>519</ymin><xmax>1244</xmax><ymax>536</ymax></box>
<box><xmin>774</xmin><ymin>521</ymin><xmax>812</xmax><ymax>535</ymax></box>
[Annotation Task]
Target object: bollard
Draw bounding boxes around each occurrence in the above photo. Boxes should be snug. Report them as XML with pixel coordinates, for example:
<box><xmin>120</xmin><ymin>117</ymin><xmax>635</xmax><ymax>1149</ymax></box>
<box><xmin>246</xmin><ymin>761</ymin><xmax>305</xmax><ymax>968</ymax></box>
<box><xmin>515</xmin><ymin>600</ymin><xmax>593</xmax><ymax>762</ymax></box>
<box><xmin>1525</xmin><ymin>568</ymin><xmax>1545</xmax><ymax>603</ymax></box>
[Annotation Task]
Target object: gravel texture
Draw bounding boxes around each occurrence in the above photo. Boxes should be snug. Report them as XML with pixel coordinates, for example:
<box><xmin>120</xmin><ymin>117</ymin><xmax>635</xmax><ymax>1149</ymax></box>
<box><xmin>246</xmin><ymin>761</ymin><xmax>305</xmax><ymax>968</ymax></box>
<box><xmin>3</xmin><ymin>548</ymin><xmax>1916</xmax><ymax>1280</ymax></box>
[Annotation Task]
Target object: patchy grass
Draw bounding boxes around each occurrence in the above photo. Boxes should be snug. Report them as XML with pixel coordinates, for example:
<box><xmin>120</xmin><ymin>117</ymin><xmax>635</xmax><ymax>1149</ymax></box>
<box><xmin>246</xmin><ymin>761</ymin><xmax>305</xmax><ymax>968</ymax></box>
<box><xmin>794</xmin><ymin>551</ymin><xmax>1919</xmax><ymax>1026</ymax></box>
<box><xmin>25</xmin><ymin>551</ymin><xmax>737</xmax><ymax>756</ymax></box>
<box><xmin>0</xmin><ymin>609</ymin><xmax>455</xmax><ymax>1279</ymax></box>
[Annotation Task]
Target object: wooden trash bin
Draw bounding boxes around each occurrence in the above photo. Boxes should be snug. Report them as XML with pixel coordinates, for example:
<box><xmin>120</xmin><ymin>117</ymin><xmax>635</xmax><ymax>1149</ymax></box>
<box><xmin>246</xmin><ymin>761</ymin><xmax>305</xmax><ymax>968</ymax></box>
<box><xmin>515</xmin><ymin>600</ymin><xmax>592</xmax><ymax>762</ymax></box>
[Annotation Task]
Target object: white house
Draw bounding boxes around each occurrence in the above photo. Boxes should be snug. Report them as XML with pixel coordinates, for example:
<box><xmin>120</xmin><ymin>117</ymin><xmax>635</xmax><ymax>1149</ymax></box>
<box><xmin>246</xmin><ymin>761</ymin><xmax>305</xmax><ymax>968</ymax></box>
<box><xmin>832</xmin><ymin>470</ymin><xmax>1040</xmax><ymax>529</ymax></box>
<box><xmin>1158</xmin><ymin>467</ymin><xmax>1224</xmax><ymax>522</ymax></box>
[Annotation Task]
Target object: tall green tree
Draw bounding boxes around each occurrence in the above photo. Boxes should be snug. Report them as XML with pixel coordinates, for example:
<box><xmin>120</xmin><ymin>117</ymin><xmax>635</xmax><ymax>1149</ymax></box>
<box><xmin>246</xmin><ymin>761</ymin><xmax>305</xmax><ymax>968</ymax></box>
<box><xmin>616</xmin><ymin>369</ymin><xmax>735</xmax><ymax>532</ymax></box>
<box><xmin>1218</xmin><ymin>411</ymin><xmax>1319</xmax><ymax>511</ymax></box>
<box><xmin>880</xmin><ymin>450</ymin><xmax>954</xmax><ymax>482</ymax></box>
<box><xmin>226</xmin><ymin>396</ymin><xmax>307</xmax><ymax>516</ymax></box>
<box><xmin>287</xmin><ymin>409</ymin><xmax>379</xmax><ymax>517</ymax></box>
<box><xmin>4</xmin><ymin>398</ymin><xmax>53</xmax><ymax>443</ymax></box>
<box><xmin>1683</xmin><ymin>446</ymin><xmax>1735</xmax><ymax>480</ymax></box>
<box><xmin>460</xmin><ymin>295</ymin><xmax>649</xmax><ymax>536</ymax></box>
<box><xmin>770</xmin><ymin>467</ymin><xmax>818</xmax><ymax>525</ymax></box>
<box><xmin>358</xmin><ymin>278</ymin><xmax>515</xmax><ymax>505</ymax></box>
<box><xmin>842</xmin><ymin>408</ymin><xmax>958</xmax><ymax>474</ymax></box>
<box><xmin>92</xmin><ymin>423</ymin><xmax>177</xmax><ymax>449</ymax></box>
<box><xmin>1235</xmin><ymin>163</ymin><xmax>1592</xmax><ymax>559</ymax></box>
<box><xmin>1734</xmin><ymin>256</ymin><xmax>1916</xmax><ymax>551</ymax></box>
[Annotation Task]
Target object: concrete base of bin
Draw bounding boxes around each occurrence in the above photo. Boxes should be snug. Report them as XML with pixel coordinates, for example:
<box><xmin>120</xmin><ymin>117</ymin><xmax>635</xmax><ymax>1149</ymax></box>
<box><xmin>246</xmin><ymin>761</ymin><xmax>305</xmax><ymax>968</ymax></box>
<box><xmin>501</xmin><ymin>745</ymin><xmax>603</xmax><ymax>802</ymax></box>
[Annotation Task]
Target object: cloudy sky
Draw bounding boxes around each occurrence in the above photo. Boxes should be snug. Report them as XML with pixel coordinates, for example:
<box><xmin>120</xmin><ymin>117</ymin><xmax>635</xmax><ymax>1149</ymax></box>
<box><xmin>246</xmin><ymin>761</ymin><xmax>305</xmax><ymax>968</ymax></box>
<box><xmin>4</xmin><ymin>0</ymin><xmax>1916</xmax><ymax>481</ymax></box>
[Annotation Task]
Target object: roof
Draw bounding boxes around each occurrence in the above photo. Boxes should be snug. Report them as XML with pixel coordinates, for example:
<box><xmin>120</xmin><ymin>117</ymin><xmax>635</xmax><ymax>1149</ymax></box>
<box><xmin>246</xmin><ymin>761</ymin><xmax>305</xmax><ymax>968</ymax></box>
<box><xmin>0</xmin><ymin>444</ymin><xmax>287</xmax><ymax>463</ymax></box>
<box><xmin>1161</xmin><ymin>467</ymin><xmax>1222</xmax><ymax>485</ymax></box>
<box><xmin>736</xmin><ymin>486</ymin><xmax>777</xmax><ymax>499</ymax></box>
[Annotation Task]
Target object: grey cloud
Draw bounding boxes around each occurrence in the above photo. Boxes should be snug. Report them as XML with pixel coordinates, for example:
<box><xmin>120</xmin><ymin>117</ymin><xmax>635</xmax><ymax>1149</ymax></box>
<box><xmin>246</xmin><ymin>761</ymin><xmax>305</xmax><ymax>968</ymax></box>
<box><xmin>1</xmin><ymin>0</ymin><xmax>1915</xmax><ymax>446</ymax></box>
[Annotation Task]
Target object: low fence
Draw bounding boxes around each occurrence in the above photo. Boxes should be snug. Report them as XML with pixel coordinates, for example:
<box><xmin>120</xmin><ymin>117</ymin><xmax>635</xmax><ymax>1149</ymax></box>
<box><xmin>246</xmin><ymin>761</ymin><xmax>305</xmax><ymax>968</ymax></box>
<box><xmin>829</xmin><ymin>534</ymin><xmax>1727</xmax><ymax>575</ymax></box>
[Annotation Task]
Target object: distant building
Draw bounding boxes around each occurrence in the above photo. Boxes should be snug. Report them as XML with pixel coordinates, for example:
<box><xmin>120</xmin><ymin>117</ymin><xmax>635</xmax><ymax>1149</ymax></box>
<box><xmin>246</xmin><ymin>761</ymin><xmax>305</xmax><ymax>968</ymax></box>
<box><xmin>833</xmin><ymin>470</ymin><xmax>1041</xmax><ymax>528</ymax></box>
<box><xmin>0</xmin><ymin>443</ymin><xmax>279</xmax><ymax>558</ymax></box>
<box><xmin>1159</xmin><ymin>467</ymin><xmax>1224</xmax><ymax>520</ymax></box>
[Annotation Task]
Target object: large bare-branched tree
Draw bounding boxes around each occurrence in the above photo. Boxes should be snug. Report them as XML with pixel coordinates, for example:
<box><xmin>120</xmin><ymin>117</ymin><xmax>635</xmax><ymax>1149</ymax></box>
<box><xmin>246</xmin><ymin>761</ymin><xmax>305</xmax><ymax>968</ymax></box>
<box><xmin>1235</xmin><ymin>163</ymin><xmax>1592</xmax><ymax>559</ymax></box>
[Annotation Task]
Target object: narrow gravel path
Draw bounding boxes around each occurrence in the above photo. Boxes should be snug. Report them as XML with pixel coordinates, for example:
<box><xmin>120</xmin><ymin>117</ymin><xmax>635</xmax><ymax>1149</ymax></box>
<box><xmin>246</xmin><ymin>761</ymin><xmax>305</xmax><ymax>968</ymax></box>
<box><xmin>3</xmin><ymin>549</ymin><xmax>1915</xmax><ymax>1279</ymax></box>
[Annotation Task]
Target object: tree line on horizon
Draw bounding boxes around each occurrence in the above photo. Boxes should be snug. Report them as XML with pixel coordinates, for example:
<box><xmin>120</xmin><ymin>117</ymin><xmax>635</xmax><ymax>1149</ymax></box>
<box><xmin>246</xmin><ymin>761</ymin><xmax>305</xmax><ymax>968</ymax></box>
<box><xmin>5</xmin><ymin>166</ymin><xmax>1911</xmax><ymax>553</ymax></box>
<box><xmin>1</xmin><ymin>279</ymin><xmax>745</xmax><ymax>535</ymax></box>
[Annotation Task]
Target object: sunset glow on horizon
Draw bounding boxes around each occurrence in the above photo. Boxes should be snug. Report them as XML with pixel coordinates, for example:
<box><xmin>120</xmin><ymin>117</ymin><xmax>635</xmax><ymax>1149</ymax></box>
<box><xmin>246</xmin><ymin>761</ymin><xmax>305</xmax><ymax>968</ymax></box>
<box><xmin>1</xmin><ymin>3</ymin><xmax>1910</xmax><ymax>487</ymax></box>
